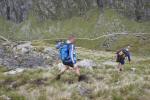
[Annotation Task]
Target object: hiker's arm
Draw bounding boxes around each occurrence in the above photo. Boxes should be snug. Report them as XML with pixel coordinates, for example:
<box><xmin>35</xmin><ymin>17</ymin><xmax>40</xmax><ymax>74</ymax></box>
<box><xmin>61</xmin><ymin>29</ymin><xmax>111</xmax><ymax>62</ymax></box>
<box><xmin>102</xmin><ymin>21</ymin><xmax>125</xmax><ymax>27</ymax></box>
<box><xmin>113</xmin><ymin>53</ymin><xmax>117</xmax><ymax>61</ymax></box>
<box><xmin>127</xmin><ymin>52</ymin><xmax>131</xmax><ymax>62</ymax></box>
<box><xmin>69</xmin><ymin>44</ymin><xmax>76</xmax><ymax>64</ymax></box>
<box><xmin>56</xmin><ymin>42</ymin><xmax>61</xmax><ymax>49</ymax></box>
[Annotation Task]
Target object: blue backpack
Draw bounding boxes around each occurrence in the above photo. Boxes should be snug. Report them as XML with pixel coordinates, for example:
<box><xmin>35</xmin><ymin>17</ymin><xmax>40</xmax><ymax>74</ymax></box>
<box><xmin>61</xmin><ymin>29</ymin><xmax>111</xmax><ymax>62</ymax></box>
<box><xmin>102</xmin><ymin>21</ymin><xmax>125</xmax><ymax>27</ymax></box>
<box><xmin>59</xmin><ymin>43</ymin><xmax>71</xmax><ymax>62</ymax></box>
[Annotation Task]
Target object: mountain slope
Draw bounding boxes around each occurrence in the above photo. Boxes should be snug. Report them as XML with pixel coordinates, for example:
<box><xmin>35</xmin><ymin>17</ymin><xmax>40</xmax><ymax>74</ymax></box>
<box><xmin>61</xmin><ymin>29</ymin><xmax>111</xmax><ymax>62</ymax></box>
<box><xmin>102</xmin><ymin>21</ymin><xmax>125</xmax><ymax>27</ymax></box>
<box><xmin>0</xmin><ymin>47</ymin><xmax>150</xmax><ymax>100</ymax></box>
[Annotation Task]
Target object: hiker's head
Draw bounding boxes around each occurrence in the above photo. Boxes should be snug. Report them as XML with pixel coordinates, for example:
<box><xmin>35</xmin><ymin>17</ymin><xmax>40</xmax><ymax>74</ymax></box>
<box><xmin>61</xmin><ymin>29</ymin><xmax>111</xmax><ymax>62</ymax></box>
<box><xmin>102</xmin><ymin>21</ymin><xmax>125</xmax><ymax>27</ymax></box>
<box><xmin>126</xmin><ymin>46</ymin><xmax>131</xmax><ymax>51</ymax></box>
<box><xmin>68</xmin><ymin>35</ymin><xmax>76</xmax><ymax>43</ymax></box>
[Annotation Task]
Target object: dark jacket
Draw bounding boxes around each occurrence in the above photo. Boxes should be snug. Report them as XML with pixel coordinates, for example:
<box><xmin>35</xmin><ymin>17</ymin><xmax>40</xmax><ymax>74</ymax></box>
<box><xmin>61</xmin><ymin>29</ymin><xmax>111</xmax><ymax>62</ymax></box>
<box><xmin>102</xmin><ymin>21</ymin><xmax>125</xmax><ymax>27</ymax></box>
<box><xmin>116</xmin><ymin>48</ymin><xmax>131</xmax><ymax>62</ymax></box>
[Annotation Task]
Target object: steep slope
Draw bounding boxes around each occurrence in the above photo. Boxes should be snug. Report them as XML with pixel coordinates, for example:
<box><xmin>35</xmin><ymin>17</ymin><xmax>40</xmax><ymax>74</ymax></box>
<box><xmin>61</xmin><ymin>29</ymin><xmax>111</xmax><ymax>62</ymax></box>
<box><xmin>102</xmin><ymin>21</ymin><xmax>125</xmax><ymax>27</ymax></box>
<box><xmin>0</xmin><ymin>0</ymin><xmax>150</xmax><ymax>55</ymax></box>
<box><xmin>0</xmin><ymin>0</ymin><xmax>149</xmax><ymax>23</ymax></box>
<box><xmin>0</xmin><ymin>0</ymin><xmax>96</xmax><ymax>22</ymax></box>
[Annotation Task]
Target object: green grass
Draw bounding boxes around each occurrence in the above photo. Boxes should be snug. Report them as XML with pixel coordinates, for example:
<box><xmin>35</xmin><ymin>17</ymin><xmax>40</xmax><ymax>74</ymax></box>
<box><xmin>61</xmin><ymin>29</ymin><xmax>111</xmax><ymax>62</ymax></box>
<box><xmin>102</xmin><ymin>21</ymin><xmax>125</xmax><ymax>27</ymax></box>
<box><xmin>31</xmin><ymin>33</ymin><xmax>150</xmax><ymax>56</ymax></box>
<box><xmin>0</xmin><ymin>46</ymin><xmax>150</xmax><ymax>100</ymax></box>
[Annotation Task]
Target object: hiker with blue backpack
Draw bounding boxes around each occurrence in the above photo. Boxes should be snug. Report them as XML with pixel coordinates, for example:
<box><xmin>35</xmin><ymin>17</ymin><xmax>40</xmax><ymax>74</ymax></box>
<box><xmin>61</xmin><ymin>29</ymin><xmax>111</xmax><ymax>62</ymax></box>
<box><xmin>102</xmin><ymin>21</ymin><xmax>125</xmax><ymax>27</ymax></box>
<box><xmin>56</xmin><ymin>35</ymin><xmax>81</xmax><ymax>81</ymax></box>
<box><xmin>116</xmin><ymin>46</ymin><xmax>131</xmax><ymax>71</ymax></box>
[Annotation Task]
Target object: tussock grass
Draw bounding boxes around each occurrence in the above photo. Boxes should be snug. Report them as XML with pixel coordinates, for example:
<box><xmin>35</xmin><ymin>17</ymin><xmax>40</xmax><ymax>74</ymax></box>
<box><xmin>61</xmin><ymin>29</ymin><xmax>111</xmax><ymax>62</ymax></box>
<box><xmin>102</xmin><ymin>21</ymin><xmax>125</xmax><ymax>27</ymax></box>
<box><xmin>0</xmin><ymin>46</ymin><xmax>150</xmax><ymax>100</ymax></box>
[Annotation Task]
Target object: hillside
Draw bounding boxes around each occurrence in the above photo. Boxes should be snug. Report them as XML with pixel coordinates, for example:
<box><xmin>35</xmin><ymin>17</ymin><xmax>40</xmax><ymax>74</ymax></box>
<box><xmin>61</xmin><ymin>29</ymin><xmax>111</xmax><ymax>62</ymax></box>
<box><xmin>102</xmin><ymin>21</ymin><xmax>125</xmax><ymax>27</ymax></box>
<box><xmin>0</xmin><ymin>0</ymin><xmax>150</xmax><ymax>54</ymax></box>
<box><xmin>0</xmin><ymin>46</ymin><xmax>150</xmax><ymax>100</ymax></box>
<box><xmin>0</xmin><ymin>9</ymin><xmax>150</xmax><ymax>55</ymax></box>
<box><xmin>0</xmin><ymin>0</ymin><xmax>150</xmax><ymax>100</ymax></box>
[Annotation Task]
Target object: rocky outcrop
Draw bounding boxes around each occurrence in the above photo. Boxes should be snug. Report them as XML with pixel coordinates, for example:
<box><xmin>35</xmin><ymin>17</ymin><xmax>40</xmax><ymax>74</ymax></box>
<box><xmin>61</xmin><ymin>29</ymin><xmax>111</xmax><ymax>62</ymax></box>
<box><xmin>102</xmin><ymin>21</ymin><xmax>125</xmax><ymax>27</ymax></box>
<box><xmin>0</xmin><ymin>0</ymin><xmax>32</xmax><ymax>23</ymax></box>
<box><xmin>57</xmin><ymin>59</ymin><xmax>96</xmax><ymax>71</ymax></box>
<box><xmin>98</xmin><ymin>0</ymin><xmax>150</xmax><ymax>20</ymax></box>
<box><xmin>0</xmin><ymin>0</ymin><xmax>96</xmax><ymax>22</ymax></box>
<box><xmin>0</xmin><ymin>42</ymin><xmax>58</xmax><ymax>68</ymax></box>
<box><xmin>0</xmin><ymin>0</ymin><xmax>149</xmax><ymax>23</ymax></box>
<box><xmin>33</xmin><ymin>0</ymin><xmax>96</xmax><ymax>21</ymax></box>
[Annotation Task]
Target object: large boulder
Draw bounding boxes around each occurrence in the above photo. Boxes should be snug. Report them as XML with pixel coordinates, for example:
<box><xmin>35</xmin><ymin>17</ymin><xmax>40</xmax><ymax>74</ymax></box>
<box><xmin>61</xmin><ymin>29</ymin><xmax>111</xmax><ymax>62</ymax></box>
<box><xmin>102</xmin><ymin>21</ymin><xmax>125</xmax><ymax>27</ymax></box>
<box><xmin>77</xmin><ymin>59</ymin><xmax>96</xmax><ymax>69</ymax></box>
<box><xmin>57</xmin><ymin>59</ymin><xmax>96</xmax><ymax>71</ymax></box>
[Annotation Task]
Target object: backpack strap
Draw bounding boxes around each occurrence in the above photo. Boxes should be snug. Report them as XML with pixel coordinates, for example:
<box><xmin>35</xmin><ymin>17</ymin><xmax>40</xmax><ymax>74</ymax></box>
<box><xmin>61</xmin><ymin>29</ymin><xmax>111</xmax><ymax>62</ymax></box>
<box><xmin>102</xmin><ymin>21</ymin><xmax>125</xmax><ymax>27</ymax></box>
<box><xmin>122</xmin><ymin>49</ymin><xmax>128</xmax><ymax>55</ymax></box>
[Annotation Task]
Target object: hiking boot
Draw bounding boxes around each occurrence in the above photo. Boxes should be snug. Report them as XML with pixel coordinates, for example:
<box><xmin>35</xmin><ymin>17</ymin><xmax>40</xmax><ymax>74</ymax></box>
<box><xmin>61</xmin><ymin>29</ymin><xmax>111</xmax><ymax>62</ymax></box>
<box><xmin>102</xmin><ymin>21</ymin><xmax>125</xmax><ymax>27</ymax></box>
<box><xmin>56</xmin><ymin>75</ymin><xmax>61</xmax><ymax>80</ymax></box>
<box><xmin>119</xmin><ymin>68</ymin><xmax>123</xmax><ymax>72</ymax></box>
<box><xmin>78</xmin><ymin>75</ymin><xmax>87</xmax><ymax>82</ymax></box>
<box><xmin>78</xmin><ymin>75</ymin><xmax>82</xmax><ymax>82</ymax></box>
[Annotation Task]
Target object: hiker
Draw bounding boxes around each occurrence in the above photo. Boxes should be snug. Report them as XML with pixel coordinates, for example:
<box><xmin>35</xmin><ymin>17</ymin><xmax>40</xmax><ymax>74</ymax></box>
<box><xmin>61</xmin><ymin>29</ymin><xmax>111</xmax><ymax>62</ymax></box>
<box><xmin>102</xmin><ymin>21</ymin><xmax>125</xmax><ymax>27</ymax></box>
<box><xmin>56</xmin><ymin>35</ymin><xmax>81</xmax><ymax>81</ymax></box>
<box><xmin>116</xmin><ymin>46</ymin><xmax>131</xmax><ymax>71</ymax></box>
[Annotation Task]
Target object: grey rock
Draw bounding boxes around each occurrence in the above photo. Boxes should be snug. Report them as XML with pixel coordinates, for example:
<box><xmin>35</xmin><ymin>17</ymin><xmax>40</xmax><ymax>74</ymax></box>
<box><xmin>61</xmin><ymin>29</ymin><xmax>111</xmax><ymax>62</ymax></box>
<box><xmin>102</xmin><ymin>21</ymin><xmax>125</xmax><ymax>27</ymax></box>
<box><xmin>0</xmin><ymin>0</ymin><xmax>149</xmax><ymax>23</ymax></box>
<box><xmin>0</xmin><ymin>0</ymin><xmax>32</xmax><ymax>23</ymax></box>
<box><xmin>103</xmin><ymin>61</ymin><xmax>118</xmax><ymax>66</ymax></box>
<box><xmin>77</xmin><ymin>84</ymin><xmax>92</xmax><ymax>96</ymax></box>
<box><xmin>76</xmin><ymin>59</ymin><xmax>96</xmax><ymax>70</ymax></box>
<box><xmin>4</xmin><ymin>68</ymin><xmax>25</xmax><ymax>75</ymax></box>
<box><xmin>0</xmin><ymin>43</ymin><xmax>58</xmax><ymax>68</ymax></box>
<box><xmin>0</xmin><ymin>95</ymin><xmax>11</xmax><ymax>100</ymax></box>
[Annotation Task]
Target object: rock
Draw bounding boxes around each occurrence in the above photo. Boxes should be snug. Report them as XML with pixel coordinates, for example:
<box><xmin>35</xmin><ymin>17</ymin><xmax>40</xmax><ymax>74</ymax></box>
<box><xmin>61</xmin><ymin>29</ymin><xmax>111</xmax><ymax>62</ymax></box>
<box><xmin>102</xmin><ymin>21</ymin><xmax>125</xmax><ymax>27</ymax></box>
<box><xmin>131</xmin><ymin>68</ymin><xmax>136</xmax><ymax>72</ymax></box>
<box><xmin>44</xmin><ymin>47</ymin><xmax>53</xmax><ymax>53</ymax></box>
<box><xmin>57</xmin><ymin>59</ymin><xmax>96</xmax><ymax>70</ymax></box>
<box><xmin>77</xmin><ymin>84</ymin><xmax>92</xmax><ymax>96</ymax></box>
<box><xmin>0</xmin><ymin>43</ymin><xmax>58</xmax><ymax>68</ymax></box>
<box><xmin>4</xmin><ymin>68</ymin><xmax>25</xmax><ymax>75</ymax></box>
<box><xmin>103</xmin><ymin>61</ymin><xmax>118</xmax><ymax>66</ymax></box>
<box><xmin>0</xmin><ymin>95</ymin><xmax>11</xmax><ymax>100</ymax></box>
<box><xmin>0</xmin><ymin>0</ymin><xmax>96</xmax><ymax>22</ymax></box>
<box><xmin>15</xmin><ymin>42</ymin><xmax>33</xmax><ymax>54</ymax></box>
<box><xmin>0</xmin><ymin>48</ymin><xmax>4</xmax><ymax>55</ymax></box>
<box><xmin>0</xmin><ymin>58</ymin><xmax>2</xmax><ymax>64</ymax></box>
<box><xmin>76</xmin><ymin>59</ymin><xmax>96</xmax><ymax>70</ymax></box>
<box><xmin>0</xmin><ymin>0</ymin><xmax>149</xmax><ymax>23</ymax></box>
<box><xmin>58</xmin><ymin>63</ymin><xmax>66</xmax><ymax>71</ymax></box>
<box><xmin>43</xmin><ymin>47</ymin><xmax>58</xmax><ymax>56</ymax></box>
<box><xmin>0</xmin><ymin>0</ymin><xmax>32</xmax><ymax>23</ymax></box>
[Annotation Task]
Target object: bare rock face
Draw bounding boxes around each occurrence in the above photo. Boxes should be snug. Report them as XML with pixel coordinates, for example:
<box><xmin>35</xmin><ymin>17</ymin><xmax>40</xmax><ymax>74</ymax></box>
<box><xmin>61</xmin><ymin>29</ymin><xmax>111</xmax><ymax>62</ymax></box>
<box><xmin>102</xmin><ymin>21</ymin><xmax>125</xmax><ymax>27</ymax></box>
<box><xmin>0</xmin><ymin>0</ymin><xmax>96</xmax><ymax>22</ymax></box>
<box><xmin>0</xmin><ymin>0</ymin><xmax>32</xmax><ymax>23</ymax></box>
<box><xmin>33</xmin><ymin>0</ymin><xmax>96</xmax><ymax>21</ymax></box>
<box><xmin>0</xmin><ymin>0</ymin><xmax>149</xmax><ymax>23</ymax></box>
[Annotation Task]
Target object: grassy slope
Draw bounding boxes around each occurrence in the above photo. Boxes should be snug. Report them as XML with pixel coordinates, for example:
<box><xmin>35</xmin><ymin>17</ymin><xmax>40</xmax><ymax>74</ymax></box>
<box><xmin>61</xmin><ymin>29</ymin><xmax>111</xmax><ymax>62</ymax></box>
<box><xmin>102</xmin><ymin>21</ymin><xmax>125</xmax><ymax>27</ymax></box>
<box><xmin>0</xmin><ymin>47</ymin><xmax>150</xmax><ymax>100</ymax></box>
<box><xmin>32</xmin><ymin>33</ymin><xmax>150</xmax><ymax>56</ymax></box>
<box><xmin>1</xmin><ymin>8</ymin><xmax>149</xmax><ymax>55</ymax></box>
<box><xmin>0</xmin><ymin>9</ymin><xmax>150</xmax><ymax>40</ymax></box>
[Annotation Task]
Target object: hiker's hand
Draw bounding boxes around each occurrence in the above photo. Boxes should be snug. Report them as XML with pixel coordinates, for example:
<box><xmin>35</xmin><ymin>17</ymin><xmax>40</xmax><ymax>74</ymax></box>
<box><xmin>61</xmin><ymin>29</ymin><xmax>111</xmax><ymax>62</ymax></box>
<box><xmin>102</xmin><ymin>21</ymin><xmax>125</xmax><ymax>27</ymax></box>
<box><xmin>115</xmin><ymin>55</ymin><xmax>118</xmax><ymax>60</ymax></box>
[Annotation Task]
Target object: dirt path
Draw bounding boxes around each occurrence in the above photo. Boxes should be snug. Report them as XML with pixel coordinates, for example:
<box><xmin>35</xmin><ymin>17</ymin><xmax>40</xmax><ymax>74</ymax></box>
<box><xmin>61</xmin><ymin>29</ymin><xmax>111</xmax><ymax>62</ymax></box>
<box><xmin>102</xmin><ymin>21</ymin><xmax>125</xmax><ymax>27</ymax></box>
<box><xmin>30</xmin><ymin>32</ymin><xmax>149</xmax><ymax>42</ymax></box>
